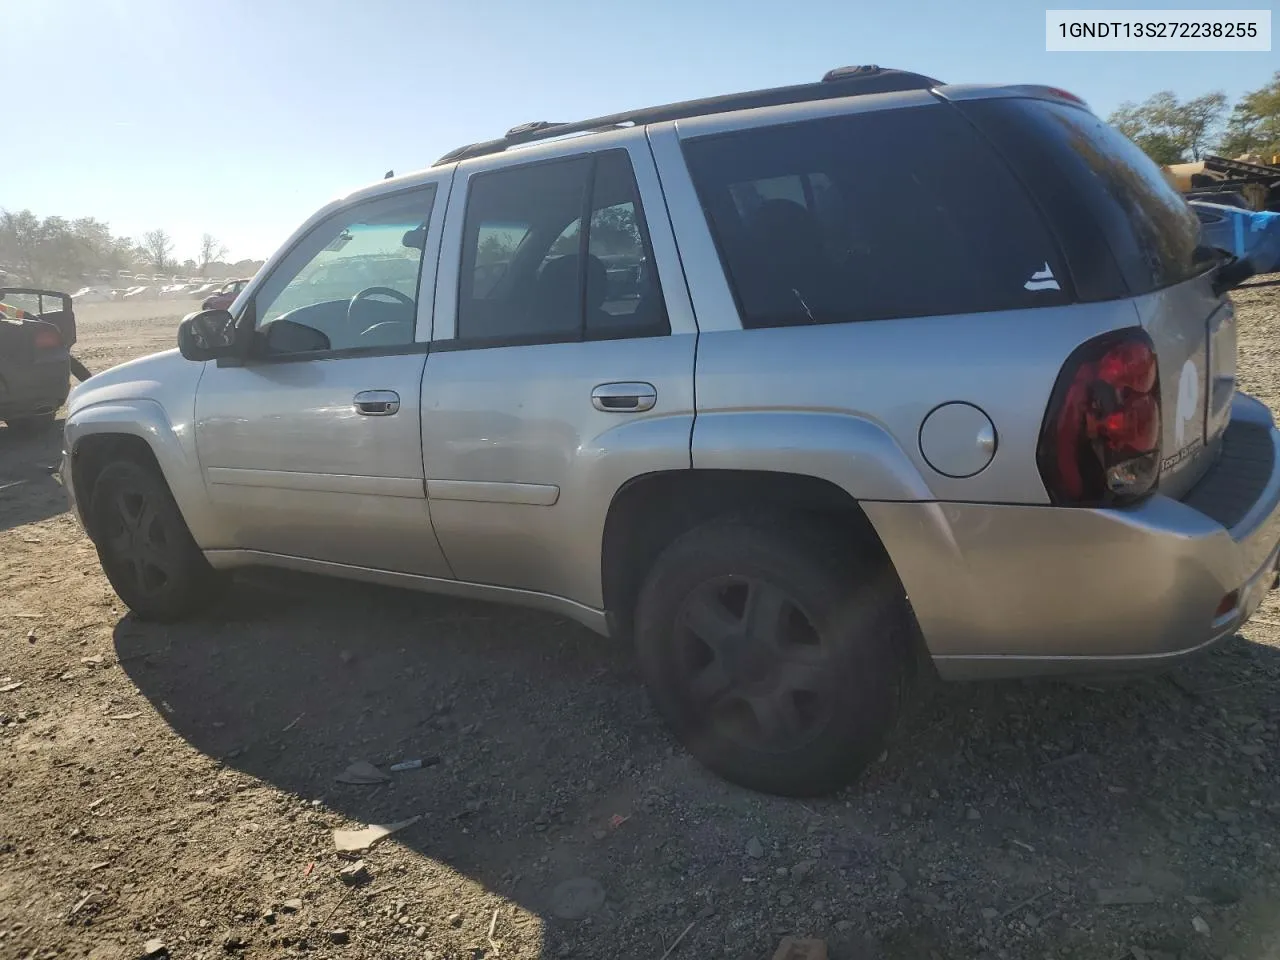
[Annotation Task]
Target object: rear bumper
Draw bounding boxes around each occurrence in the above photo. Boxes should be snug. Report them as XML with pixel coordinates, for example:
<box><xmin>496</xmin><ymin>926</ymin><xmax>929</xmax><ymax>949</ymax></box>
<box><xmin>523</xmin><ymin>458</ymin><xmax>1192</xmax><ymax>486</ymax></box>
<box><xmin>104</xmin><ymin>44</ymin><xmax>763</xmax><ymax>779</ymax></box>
<box><xmin>0</xmin><ymin>359</ymin><xmax>70</xmax><ymax>419</ymax></box>
<box><xmin>866</xmin><ymin>392</ymin><xmax>1280</xmax><ymax>680</ymax></box>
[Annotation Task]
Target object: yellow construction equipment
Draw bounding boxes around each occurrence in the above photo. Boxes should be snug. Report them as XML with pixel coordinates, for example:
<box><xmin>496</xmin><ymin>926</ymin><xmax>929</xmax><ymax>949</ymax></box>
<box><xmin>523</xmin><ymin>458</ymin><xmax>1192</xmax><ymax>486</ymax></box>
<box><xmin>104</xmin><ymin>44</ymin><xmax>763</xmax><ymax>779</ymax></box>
<box><xmin>1163</xmin><ymin>154</ymin><xmax>1280</xmax><ymax>211</ymax></box>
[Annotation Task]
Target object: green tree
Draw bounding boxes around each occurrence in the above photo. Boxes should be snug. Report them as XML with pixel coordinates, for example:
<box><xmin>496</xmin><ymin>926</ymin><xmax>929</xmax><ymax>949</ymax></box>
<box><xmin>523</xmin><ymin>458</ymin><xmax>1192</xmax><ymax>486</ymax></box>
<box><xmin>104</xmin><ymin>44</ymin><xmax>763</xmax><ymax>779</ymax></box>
<box><xmin>1218</xmin><ymin>71</ymin><xmax>1280</xmax><ymax>159</ymax></box>
<box><xmin>139</xmin><ymin>228</ymin><xmax>175</xmax><ymax>273</ymax></box>
<box><xmin>1108</xmin><ymin>90</ymin><xmax>1228</xmax><ymax>163</ymax></box>
<box><xmin>0</xmin><ymin>210</ymin><xmax>140</xmax><ymax>285</ymax></box>
<box><xmin>0</xmin><ymin>209</ymin><xmax>47</xmax><ymax>284</ymax></box>
<box><xmin>198</xmin><ymin>233</ymin><xmax>227</xmax><ymax>276</ymax></box>
<box><xmin>1132</xmin><ymin>132</ymin><xmax>1185</xmax><ymax>166</ymax></box>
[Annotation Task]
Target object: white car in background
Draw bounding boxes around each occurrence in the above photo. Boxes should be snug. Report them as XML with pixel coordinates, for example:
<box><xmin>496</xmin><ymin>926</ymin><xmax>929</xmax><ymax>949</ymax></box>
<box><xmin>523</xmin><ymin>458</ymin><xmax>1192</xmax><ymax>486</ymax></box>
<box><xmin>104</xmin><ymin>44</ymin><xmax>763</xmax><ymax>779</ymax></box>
<box><xmin>70</xmin><ymin>286</ymin><xmax>113</xmax><ymax>304</ymax></box>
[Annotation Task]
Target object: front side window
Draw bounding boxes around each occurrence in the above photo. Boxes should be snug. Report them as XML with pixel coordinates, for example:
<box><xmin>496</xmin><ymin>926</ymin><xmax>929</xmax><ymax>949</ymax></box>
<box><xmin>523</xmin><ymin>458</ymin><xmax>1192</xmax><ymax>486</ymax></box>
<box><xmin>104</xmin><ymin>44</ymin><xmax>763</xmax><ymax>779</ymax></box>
<box><xmin>456</xmin><ymin>149</ymin><xmax>668</xmax><ymax>347</ymax></box>
<box><xmin>251</xmin><ymin>186</ymin><xmax>436</xmax><ymax>353</ymax></box>
<box><xmin>682</xmin><ymin>104</ymin><xmax>1072</xmax><ymax>329</ymax></box>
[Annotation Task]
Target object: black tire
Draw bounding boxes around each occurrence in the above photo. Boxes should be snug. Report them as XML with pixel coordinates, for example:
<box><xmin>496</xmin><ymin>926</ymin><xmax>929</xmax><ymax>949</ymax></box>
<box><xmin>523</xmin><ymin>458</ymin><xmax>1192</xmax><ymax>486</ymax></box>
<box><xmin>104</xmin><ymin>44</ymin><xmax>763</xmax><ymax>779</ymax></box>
<box><xmin>4</xmin><ymin>412</ymin><xmax>57</xmax><ymax>435</ymax></box>
<box><xmin>88</xmin><ymin>458</ymin><xmax>226</xmax><ymax>621</ymax></box>
<box><xmin>634</xmin><ymin>517</ymin><xmax>910</xmax><ymax>797</ymax></box>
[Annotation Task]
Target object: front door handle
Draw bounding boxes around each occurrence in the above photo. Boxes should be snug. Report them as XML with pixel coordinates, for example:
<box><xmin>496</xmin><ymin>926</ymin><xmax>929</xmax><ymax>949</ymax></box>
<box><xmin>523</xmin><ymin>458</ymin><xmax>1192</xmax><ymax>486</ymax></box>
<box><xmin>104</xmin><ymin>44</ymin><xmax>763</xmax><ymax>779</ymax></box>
<box><xmin>592</xmin><ymin>382</ymin><xmax>657</xmax><ymax>413</ymax></box>
<box><xmin>353</xmin><ymin>390</ymin><xmax>400</xmax><ymax>416</ymax></box>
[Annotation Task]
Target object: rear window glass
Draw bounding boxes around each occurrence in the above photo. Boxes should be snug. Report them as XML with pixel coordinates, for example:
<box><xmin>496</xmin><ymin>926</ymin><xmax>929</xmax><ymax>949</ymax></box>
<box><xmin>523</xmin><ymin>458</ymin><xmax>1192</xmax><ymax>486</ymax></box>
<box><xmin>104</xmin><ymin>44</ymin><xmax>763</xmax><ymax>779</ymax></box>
<box><xmin>680</xmin><ymin>103</ymin><xmax>1071</xmax><ymax>329</ymax></box>
<box><xmin>963</xmin><ymin>99</ymin><xmax>1205</xmax><ymax>296</ymax></box>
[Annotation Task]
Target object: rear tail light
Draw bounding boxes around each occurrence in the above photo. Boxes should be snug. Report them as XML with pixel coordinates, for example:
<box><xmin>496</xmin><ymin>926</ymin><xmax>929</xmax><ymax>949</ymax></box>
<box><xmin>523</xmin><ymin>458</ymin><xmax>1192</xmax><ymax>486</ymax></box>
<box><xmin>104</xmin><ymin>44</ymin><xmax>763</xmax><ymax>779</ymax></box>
<box><xmin>1037</xmin><ymin>329</ymin><xmax>1161</xmax><ymax>505</ymax></box>
<box><xmin>31</xmin><ymin>324</ymin><xmax>63</xmax><ymax>350</ymax></box>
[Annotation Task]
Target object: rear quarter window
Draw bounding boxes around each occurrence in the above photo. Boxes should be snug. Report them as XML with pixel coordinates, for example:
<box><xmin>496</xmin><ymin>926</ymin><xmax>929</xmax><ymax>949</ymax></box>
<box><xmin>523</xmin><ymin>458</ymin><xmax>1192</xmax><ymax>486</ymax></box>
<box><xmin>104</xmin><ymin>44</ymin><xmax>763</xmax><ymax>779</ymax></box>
<box><xmin>680</xmin><ymin>103</ymin><xmax>1072</xmax><ymax>329</ymax></box>
<box><xmin>958</xmin><ymin>98</ymin><xmax>1207</xmax><ymax>298</ymax></box>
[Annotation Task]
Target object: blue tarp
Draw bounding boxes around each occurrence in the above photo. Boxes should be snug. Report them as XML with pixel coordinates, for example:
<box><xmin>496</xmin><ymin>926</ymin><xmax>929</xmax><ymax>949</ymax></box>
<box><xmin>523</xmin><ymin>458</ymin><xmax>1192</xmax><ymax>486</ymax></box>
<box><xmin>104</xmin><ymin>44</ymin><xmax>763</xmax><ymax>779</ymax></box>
<box><xmin>1191</xmin><ymin>201</ymin><xmax>1280</xmax><ymax>275</ymax></box>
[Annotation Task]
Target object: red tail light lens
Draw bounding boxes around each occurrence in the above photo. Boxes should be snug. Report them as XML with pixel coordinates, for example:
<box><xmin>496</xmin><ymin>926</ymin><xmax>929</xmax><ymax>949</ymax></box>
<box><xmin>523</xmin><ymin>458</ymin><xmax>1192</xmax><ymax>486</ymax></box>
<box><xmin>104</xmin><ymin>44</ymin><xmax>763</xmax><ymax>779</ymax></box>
<box><xmin>1038</xmin><ymin>329</ymin><xmax>1161</xmax><ymax>505</ymax></box>
<box><xmin>31</xmin><ymin>324</ymin><xmax>63</xmax><ymax>350</ymax></box>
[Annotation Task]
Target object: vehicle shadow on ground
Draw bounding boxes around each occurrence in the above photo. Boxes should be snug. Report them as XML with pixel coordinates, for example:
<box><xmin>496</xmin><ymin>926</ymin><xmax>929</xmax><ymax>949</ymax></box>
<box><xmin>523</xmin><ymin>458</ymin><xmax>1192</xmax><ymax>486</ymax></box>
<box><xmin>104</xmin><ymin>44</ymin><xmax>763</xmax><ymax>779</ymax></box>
<box><xmin>0</xmin><ymin>419</ymin><xmax>67</xmax><ymax>532</ymax></box>
<box><xmin>113</xmin><ymin>573</ymin><xmax>1280</xmax><ymax>959</ymax></box>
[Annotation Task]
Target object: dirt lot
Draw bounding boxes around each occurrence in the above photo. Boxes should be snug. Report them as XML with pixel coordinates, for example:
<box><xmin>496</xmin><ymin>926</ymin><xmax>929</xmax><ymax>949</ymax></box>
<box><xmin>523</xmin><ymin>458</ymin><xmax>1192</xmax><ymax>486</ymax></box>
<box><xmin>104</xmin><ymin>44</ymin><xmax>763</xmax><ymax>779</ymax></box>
<box><xmin>2</xmin><ymin>291</ymin><xmax>1280</xmax><ymax>960</ymax></box>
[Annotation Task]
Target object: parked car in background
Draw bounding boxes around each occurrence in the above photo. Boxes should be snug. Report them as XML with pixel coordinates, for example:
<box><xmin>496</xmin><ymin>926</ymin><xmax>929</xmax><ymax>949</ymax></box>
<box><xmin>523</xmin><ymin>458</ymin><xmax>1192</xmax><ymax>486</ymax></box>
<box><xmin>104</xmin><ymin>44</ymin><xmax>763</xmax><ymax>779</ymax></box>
<box><xmin>61</xmin><ymin>67</ymin><xmax>1280</xmax><ymax>796</ymax></box>
<box><xmin>201</xmin><ymin>278</ymin><xmax>251</xmax><ymax>311</ymax></box>
<box><xmin>71</xmin><ymin>286</ymin><xmax>113</xmax><ymax>304</ymax></box>
<box><xmin>1</xmin><ymin>288</ymin><xmax>76</xmax><ymax>433</ymax></box>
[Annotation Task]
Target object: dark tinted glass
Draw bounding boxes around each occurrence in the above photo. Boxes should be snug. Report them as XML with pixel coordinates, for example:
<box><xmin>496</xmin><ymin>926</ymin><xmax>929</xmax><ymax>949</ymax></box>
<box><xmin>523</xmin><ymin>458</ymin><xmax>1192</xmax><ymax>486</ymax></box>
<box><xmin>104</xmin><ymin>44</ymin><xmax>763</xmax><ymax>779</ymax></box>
<box><xmin>681</xmin><ymin>103</ymin><xmax>1071</xmax><ymax>329</ymax></box>
<box><xmin>585</xmin><ymin>151</ymin><xmax>669</xmax><ymax>339</ymax></box>
<box><xmin>458</xmin><ymin>157</ymin><xmax>590</xmax><ymax>344</ymax></box>
<box><xmin>963</xmin><ymin>99</ymin><xmax>1205</xmax><ymax>296</ymax></box>
<box><xmin>457</xmin><ymin>151</ymin><xmax>668</xmax><ymax>345</ymax></box>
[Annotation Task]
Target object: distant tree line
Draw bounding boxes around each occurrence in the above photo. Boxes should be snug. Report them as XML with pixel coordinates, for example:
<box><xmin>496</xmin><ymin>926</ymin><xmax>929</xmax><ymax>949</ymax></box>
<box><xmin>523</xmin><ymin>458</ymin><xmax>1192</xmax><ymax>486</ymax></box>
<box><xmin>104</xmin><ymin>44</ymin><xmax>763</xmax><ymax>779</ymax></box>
<box><xmin>1109</xmin><ymin>70</ymin><xmax>1280</xmax><ymax>166</ymax></box>
<box><xmin>0</xmin><ymin>212</ymin><xmax>259</xmax><ymax>289</ymax></box>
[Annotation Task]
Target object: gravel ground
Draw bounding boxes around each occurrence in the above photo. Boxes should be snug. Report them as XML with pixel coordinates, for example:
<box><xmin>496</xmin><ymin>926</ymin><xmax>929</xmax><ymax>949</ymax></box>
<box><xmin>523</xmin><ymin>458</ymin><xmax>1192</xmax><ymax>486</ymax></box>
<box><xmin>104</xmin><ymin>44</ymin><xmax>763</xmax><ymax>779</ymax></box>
<box><xmin>1</xmin><ymin>289</ymin><xmax>1279</xmax><ymax>960</ymax></box>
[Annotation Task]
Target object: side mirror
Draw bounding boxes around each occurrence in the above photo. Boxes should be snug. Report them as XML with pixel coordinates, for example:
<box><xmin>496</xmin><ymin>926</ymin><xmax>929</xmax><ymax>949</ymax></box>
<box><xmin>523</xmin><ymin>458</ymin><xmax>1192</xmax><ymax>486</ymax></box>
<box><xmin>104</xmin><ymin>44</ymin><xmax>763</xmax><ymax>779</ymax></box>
<box><xmin>177</xmin><ymin>309</ymin><xmax>238</xmax><ymax>361</ymax></box>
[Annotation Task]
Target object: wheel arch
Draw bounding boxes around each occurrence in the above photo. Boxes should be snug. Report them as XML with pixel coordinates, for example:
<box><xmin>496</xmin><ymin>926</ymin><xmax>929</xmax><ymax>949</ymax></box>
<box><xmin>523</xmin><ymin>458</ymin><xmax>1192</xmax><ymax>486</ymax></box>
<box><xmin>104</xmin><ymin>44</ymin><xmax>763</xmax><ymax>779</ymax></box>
<box><xmin>65</xmin><ymin>400</ymin><xmax>210</xmax><ymax>545</ymax></box>
<box><xmin>601</xmin><ymin>468</ymin><xmax>906</xmax><ymax>641</ymax></box>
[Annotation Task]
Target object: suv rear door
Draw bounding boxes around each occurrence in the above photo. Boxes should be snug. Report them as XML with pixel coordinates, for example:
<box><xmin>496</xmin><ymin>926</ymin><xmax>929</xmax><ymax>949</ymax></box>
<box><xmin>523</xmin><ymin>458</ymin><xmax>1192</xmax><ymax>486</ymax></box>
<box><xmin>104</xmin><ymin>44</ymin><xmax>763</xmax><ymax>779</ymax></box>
<box><xmin>955</xmin><ymin>95</ymin><xmax>1231</xmax><ymax>497</ymax></box>
<box><xmin>421</xmin><ymin>133</ymin><xmax>697</xmax><ymax>608</ymax></box>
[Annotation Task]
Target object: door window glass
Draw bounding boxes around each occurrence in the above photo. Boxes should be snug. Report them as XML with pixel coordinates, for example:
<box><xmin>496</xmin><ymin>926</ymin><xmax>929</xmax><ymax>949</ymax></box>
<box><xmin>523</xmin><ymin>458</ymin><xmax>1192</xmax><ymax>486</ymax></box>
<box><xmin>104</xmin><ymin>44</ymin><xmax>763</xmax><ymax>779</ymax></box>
<box><xmin>456</xmin><ymin>150</ymin><xmax>668</xmax><ymax>346</ymax></box>
<box><xmin>251</xmin><ymin>186</ymin><xmax>436</xmax><ymax>353</ymax></box>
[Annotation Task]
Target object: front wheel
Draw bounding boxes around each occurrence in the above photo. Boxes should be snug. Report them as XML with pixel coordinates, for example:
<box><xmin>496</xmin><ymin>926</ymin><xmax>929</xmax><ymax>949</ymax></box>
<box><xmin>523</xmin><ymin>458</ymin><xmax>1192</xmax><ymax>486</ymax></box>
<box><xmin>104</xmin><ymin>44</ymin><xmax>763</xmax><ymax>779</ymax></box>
<box><xmin>634</xmin><ymin>517</ymin><xmax>910</xmax><ymax>797</ymax></box>
<box><xmin>88</xmin><ymin>458</ymin><xmax>227</xmax><ymax>621</ymax></box>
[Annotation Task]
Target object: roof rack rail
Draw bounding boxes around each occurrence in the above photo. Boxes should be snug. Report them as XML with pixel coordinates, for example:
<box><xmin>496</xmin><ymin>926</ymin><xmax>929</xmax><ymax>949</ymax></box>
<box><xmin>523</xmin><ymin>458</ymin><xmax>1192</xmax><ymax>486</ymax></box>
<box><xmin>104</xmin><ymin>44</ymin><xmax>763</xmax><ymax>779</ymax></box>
<box><xmin>433</xmin><ymin>65</ymin><xmax>942</xmax><ymax>167</ymax></box>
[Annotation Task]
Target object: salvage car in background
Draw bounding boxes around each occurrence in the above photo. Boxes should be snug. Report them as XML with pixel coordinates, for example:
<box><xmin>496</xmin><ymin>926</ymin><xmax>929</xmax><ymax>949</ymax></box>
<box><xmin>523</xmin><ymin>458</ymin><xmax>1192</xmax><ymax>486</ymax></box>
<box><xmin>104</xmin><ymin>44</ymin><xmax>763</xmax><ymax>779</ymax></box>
<box><xmin>201</xmin><ymin>278</ymin><xmax>251</xmax><ymax>311</ymax></box>
<box><xmin>0</xmin><ymin>288</ymin><xmax>76</xmax><ymax>433</ymax></box>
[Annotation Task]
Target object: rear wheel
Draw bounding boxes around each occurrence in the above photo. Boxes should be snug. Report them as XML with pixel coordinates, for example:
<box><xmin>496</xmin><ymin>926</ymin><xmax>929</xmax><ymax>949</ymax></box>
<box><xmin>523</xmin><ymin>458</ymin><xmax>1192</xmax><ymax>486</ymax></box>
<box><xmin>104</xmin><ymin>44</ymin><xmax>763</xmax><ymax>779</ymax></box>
<box><xmin>634</xmin><ymin>517</ymin><xmax>910</xmax><ymax>797</ymax></box>
<box><xmin>88</xmin><ymin>458</ymin><xmax>226</xmax><ymax>621</ymax></box>
<box><xmin>4</xmin><ymin>412</ymin><xmax>57</xmax><ymax>435</ymax></box>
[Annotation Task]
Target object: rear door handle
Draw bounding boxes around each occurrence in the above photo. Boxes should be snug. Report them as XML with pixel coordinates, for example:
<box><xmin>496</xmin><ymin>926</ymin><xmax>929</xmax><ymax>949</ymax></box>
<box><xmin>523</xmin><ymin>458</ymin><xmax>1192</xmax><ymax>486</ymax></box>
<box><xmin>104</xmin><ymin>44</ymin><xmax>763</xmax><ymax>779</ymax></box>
<box><xmin>354</xmin><ymin>390</ymin><xmax>400</xmax><ymax>416</ymax></box>
<box><xmin>592</xmin><ymin>382</ymin><xmax>657</xmax><ymax>413</ymax></box>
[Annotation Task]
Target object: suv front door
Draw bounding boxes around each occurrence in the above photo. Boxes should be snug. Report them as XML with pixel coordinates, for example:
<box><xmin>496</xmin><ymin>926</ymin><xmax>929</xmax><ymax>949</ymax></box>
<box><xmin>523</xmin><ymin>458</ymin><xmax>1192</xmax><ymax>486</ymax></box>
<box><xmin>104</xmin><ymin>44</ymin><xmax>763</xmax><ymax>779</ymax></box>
<box><xmin>193</xmin><ymin>182</ymin><xmax>453</xmax><ymax>577</ymax></box>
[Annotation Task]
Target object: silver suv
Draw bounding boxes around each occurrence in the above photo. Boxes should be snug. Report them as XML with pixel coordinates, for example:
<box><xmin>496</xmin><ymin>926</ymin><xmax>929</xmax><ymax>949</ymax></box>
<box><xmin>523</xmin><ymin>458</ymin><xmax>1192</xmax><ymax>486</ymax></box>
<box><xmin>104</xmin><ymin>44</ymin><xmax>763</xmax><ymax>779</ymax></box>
<box><xmin>62</xmin><ymin>67</ymin><xmax>1280</xmax><ymax>796</ymax></box>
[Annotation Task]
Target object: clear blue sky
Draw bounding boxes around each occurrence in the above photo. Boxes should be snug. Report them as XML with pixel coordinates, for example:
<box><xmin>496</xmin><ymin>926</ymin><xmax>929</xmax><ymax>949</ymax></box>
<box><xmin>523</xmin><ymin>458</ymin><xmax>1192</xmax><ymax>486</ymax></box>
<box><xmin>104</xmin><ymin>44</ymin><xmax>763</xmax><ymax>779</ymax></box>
<box><xmin>3</xmin><ymin>0</ymin><xmax>1275</xmax><ymax>262</ymax></box>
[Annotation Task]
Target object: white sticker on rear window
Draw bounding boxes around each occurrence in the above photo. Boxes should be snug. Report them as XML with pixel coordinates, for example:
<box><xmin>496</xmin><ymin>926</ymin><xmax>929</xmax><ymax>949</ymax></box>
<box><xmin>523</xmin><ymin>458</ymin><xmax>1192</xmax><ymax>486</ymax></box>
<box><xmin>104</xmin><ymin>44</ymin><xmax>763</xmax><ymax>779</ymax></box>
<box><xmin>1024</xmin><ymin>263</ymin><xmax>1061</xmax><ymax>292</ymax></box>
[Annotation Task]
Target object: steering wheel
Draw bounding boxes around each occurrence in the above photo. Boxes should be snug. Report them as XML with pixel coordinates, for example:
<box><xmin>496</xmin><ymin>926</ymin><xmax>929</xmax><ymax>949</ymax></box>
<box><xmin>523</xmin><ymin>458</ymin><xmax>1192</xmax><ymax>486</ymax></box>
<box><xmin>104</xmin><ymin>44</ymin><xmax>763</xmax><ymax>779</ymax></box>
<box><xmin>348</xmin><ymin>286</ymin><xmax>414</xmax><ymax>321</ymax></box>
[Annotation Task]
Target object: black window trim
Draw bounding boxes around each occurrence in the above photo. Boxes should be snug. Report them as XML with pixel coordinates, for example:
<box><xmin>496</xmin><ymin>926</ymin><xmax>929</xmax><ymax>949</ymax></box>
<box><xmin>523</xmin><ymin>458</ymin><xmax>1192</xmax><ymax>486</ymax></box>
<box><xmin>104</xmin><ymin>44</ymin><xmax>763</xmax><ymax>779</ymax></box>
<box><xmin>447</xmin><ymin>147</ymin><xmax>671</xmax><ymax>353</ymax></box>
<box><xmin>224</xmin><ymin>182</ymin><xmax>439</xmax><ymax>366</ymax></box>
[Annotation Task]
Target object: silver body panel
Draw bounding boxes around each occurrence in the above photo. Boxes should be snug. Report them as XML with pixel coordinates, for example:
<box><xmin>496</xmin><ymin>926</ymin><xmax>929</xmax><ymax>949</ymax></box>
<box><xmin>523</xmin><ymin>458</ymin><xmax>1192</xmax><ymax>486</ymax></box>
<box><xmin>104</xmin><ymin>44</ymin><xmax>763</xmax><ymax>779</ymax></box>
<box><xmin>192</xmin><ymin>352</ymin><xmax>450</xmax><ymax>577</ymax></box>
<box><xmin>61</xmin><ymin>84</ymin><xmax>1280</xmax><ymax>680</ymax></box>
